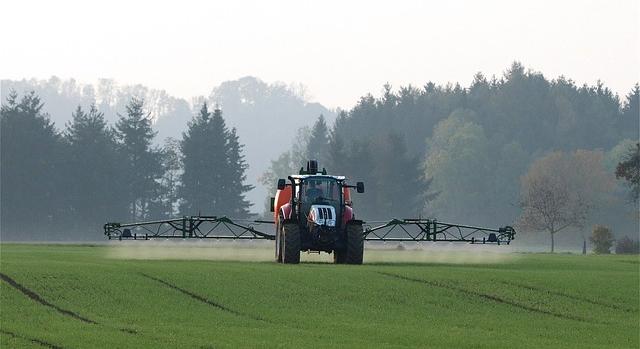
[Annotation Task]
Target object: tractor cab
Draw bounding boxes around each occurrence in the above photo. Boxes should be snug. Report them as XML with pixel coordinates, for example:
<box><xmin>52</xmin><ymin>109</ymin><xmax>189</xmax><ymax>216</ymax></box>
<box><xmin>299</xmin><ymin>176</ymin><xmax>342</xmax><ymax>229</ymax></box>
<box><xmin>301</xmin><ymin>177</ymin><xmax>338</xmax><ymax>205</ymax></box>
<box><xmin>273</xmin><ymin>160</ymin><xmax>363</xmax><ymax>228</ymax></box>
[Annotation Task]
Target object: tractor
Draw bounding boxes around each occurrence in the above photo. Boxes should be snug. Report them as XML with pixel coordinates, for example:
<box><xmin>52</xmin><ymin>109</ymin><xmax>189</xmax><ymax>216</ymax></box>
<box><xmin>272</xmin><ymin>160</ymin><xmax>365</xmax><ymax>264</ymax></box>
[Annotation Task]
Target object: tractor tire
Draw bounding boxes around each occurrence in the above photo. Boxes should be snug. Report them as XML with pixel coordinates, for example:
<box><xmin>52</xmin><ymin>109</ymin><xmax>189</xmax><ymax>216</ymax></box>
<box><xmin>333</xmin><ymin>249</ymin><xmax>346</xmax><ymax>264</ymax></box>
<box><xmin>275</xmin><ymin>223</ymin><xmax>283</xmax><ymax>263</ymax></box>
<box><xmin>280</xmin><ymin>223</ymin><xmax>301</xmax><ymax>264</ymax></box>
<box><xmin>334</xmin><ymin>223</ymin><xmax>364</xmax><ymax>265</ymax></box>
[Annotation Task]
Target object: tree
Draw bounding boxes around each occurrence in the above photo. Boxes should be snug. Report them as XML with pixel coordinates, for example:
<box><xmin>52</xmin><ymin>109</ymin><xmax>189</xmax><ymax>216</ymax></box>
<box><xmin>115</xmin><ymin>98</ymin><xmax>162</xmax><ymax>220</ymax></box>
<box><xmin>326</xmin><ymin>112</ymin><xmax>350</xmax><ymax>173</ymax></box>
<box><xmin>518</xmin><ymin>151</ymin><xmax>614</xmax><ymax>252</ymax></box>
<box><xmin>306</xmin><ymin>114</ymin><xmax>330</xmax><ymax>166</ymax></box>
<box><xmin>180</xmin><ymin>103</ymin><xmax>226</xmax><ymax>215</ymax></box>
<box><xmin>149</xmin><ymin>137</ymin><xmax>182</xmax><ymax>218</ymax></box>
<box><xmin>590</xmin><ymin>225</ymin><xmax>614</xmax><ymax>254</ymax></box>
<box><xmin>65</xmin><ymin>104</ymin><xmax>126</xmax><ymax>230</ymax></box>
<box><xmin>1</xmin><ymin>91</ymin><xmax>67</xmax><ymax>237</ymax></box>
<box><xmin>619</xmin><ymin>84</ymin><xmax>639</xmax><ymax>141</ymax></box>
<box><xmin>180</xmin><ymin>104</ymin><xmax>252</xmax><ymax>217</ymax></box>
<box><xmin>615</xmin><ymin>143</ymin><xmax>640</xmax><ymax>203</ymax></box>
<box><xmin>225</xmin><ymin>127</ymin><xmax>254</xmax><ymax>217</ymax></box>
<box><xmin>424</xmin><ymin>110</ymin><xmax>492</xmax><ymax>224</ymax></box>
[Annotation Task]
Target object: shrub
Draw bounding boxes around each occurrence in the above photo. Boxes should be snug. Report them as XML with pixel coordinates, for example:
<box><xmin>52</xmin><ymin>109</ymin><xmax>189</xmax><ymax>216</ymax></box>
<box><xmin>615</xmin><ymin>236</ymin><xmax>640</xmax><ymax>254</ymax></box>
<box><xmin>590</xmin><ymin>225</ymin><xmax>614</xmax><ymax>254</ymax></box>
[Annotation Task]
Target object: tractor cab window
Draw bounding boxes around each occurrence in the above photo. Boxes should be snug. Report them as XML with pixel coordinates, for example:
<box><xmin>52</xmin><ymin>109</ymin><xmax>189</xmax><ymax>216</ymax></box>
<box><xmin>301</xmin><ymin>178</ymin><xmax>340</xmax><ymax>205</ymax></box>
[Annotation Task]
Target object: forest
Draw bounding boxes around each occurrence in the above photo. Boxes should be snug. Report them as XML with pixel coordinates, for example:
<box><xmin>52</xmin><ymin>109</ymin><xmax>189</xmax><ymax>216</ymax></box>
<box><xmin>263</xmin><ymin>63</ymin><xmax>638</xmax><ymax>248</ymax></box>
<box><xmin>1</xmin><ymin>63</ymin><xmax>638</xmax><ymax>246</ymax></box>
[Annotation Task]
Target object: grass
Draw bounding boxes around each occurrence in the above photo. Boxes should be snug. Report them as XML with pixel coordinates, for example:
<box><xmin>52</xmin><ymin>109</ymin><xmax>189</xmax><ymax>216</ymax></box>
<box><xmin>0</xmin><ymin>244</ymin><xmax>638</xmax><ymax>348</ymax></box>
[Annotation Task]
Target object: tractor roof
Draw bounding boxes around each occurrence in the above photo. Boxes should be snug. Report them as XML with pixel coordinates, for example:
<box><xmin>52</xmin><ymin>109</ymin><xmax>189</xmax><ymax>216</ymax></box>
<box><xmin>290</xmin><ymin>174</ymin><xmax>346</xmax><ymax>181</ymax></box>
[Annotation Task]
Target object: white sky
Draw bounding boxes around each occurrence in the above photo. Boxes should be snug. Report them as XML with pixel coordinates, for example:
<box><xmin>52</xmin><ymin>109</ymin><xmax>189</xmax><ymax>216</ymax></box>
<box><xmin>1</xmin><ymin>0</ymin><xmax>638</xmax><ymax>109</ymax></box>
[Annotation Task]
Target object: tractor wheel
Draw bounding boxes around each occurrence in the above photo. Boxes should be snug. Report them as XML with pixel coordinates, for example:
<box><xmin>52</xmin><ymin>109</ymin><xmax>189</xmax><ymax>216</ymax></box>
<box><xmin>335</xmin><ymin>223</ymin><xmax>364</xmax><ymax>265</ymax></box>
<box><xmin>280</xmin><ymin>223</ymin><xmax>301</xmax><ymax>264</ymax></box>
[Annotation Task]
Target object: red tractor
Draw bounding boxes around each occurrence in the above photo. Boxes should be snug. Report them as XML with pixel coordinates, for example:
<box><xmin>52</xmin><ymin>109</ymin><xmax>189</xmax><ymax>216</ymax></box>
<box><xmin>272</xmin><ymin>160</ymin><xmax>365</xmax><ymax>264</ymax></box>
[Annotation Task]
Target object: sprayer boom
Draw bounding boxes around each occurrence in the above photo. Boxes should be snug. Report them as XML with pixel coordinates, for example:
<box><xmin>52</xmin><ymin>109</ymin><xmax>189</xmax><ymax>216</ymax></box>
<box><xmin>104</xmin><ymin>216</ymin><xmax>514</xmax><ymax>245</ymax></box>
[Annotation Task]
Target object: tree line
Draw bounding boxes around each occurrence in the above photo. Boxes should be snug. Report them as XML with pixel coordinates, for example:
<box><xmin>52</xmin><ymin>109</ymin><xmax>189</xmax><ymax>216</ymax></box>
<box><xmin>262</xmin><ymin>62</ymin><xmax>638</xmax><ymax>250</ymax></box>
<box><xmin>0</xmin><ymin>92</ymin><xmax>252</xmax><ymax>240</ymax></box>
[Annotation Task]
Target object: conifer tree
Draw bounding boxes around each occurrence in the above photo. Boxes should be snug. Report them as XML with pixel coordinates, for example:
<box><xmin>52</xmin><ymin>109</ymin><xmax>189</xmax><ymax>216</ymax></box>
<box><xmin>225</xmin><ymin>127</ymin><xmax>254</xmax><ymax>217</ymax></box>
<box><xmin>115</xmin><ymin>98</ymin><xmax>162</xmax><ymax>220</ymax></box>
<box><xmin>306</xmin><ymin>114</ymin><xmax>330</xmax><ymax>166</ymax></box>
<box><xmin>180</xmin><ymin>103</ymin><xmax>225</xmax><ymax>214</ymax></box>
<box><xmin>180</xmin><ymin>104</ymin><xmax>252</xmax><ymax>217</ymax></box>
<box><xmin>65</xmin><ymin>105</ymin><xmax>126</xmax><ymax>228</ymax></box>
<box><xmin>0</xmin><ymin>91</ymin><xmax>66</xmax><ymax>236</ymax></box>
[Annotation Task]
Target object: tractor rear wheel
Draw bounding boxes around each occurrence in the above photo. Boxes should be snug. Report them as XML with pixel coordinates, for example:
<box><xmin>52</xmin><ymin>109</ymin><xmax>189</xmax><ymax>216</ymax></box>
<box><xmin>279</xmin><ymin>223</ymin><xmax>300</xmax><ymax>264</ymax></box>
<box><xmin>334</xmin><ymin>223</ymin><xmax>364</xmax><ymax>264</ymax></box>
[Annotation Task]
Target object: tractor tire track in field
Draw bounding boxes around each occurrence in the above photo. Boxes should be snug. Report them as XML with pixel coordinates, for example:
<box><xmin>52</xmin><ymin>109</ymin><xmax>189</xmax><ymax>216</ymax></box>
<box><xmin>496</xmin><ymin>280</ymin><xmax>637</xmax><ymax>313</ymax></box>
<box><xmin>377</xmin><ymin>272</ymin><xmax>592</xmax><ymax>323</ymax></box>
<box><xmin>1</xmin><ymin>273</ymin><xmax>142</xmax><ymax>337</ymax></box>
<box><xmin>140</xmin><ymin>273</ymin><xmax>268</xmax><ymax>322</ymax></box>
<box><xmin>0</xmin><ymin>272</ymin><xmax>97</xmax><ymax>325</ymax></box>
<box><xmin>0</xmin><ymin>329</ymin><xmax>64</xmax><ymax>349</ymax></box>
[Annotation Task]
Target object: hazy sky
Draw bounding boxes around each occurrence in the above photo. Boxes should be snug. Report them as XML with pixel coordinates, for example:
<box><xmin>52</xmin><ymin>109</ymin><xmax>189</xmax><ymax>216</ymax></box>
<box><xmin>1</xmin><ymin>0</ymin><xmax>638</xmax><ymax>109</ymax></box>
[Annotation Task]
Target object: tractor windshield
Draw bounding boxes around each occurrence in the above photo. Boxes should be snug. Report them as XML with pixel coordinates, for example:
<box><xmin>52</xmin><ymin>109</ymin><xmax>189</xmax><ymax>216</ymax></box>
<box><xmin>300</xmin><ymin>177</ymin><xmax>341</xmax><ymax>205</ymax></box>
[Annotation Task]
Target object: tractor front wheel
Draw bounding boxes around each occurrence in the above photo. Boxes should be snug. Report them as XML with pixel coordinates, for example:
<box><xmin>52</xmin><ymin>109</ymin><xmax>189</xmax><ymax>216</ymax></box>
<box><xmin>278</xmin><ymin>223</ymin><xmax>300</xmax><ymax>264</ymax></box>
<box><xmin>334</xmin><ymin>223</ymin><xmax>364</xmax><ymax>264</ymax></box>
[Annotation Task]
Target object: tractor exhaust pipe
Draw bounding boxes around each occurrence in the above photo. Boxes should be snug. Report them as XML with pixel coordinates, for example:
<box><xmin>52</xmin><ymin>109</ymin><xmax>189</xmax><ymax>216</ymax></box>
<box><xmin>307</xmin><ymin>160</ymin><xmax>318</xmax><ymax>174</ymax></box>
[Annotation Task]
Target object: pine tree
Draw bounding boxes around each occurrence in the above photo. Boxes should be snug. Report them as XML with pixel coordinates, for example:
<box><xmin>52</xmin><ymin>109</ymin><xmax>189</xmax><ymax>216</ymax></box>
<box><xmin>306</xmin><ymin>114</ymin><xmax>330</xmax><ymax>166</ymax></box>
<box><xmin>620</xmin><ymin>84</ymin><xmax>640</xmax><ymax>141</ymax></box>
<box><xmin>180</xmin><ymin>103</ymin><xmax>228</xmax><ymax>215</ymax></box>
<box><xmin>225</xmin><ymin>127</ymin><xmax>254</xmax><ymax>217</ymax></box>
<box><xmin>326</xmin><ymin>111</ymin><xmax>351</xmax><ymax>173</ymax></box>
<box><xmin>180</xmin><ymin>104</ymin><xmax>253</xmax><ymax>217</ymax></box>
<box><xmin>65</xmin><ymin>105</ymin><xmax>126</xmax><ymax>229</ymax></box>
<box><xmin>1</xmin><ymin>91</ymin><xmax>66</xmax><ymax>237</ymax></box>
<box><xmin>115</xmin><ymin>98</ymin><xmax>162</xmax><ymax>220</ymax></box>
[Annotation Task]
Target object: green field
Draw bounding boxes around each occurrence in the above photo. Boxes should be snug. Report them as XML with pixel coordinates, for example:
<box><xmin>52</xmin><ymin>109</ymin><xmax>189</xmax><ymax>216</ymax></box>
<box><xmin>1</xmin><ymin>244</ymin><xmax>638</xmax><ymax>348</ymax></box>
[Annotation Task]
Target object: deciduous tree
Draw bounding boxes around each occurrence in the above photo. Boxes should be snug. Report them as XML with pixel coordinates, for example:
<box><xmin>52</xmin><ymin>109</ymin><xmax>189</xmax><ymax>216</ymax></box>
<box><xmin>590</xmin><ymin>225</ymin><xmax>614</xmax><ymax>254</ymax></box>
<box><xmin>615</xmin><ymin>143</ymin><xmax>640</xmax><ymax>203</ymax></box>
<box><xmin>518</xmin><ymin>151</ymin><xmax>614</xmax><ymax>252</ymax></box>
